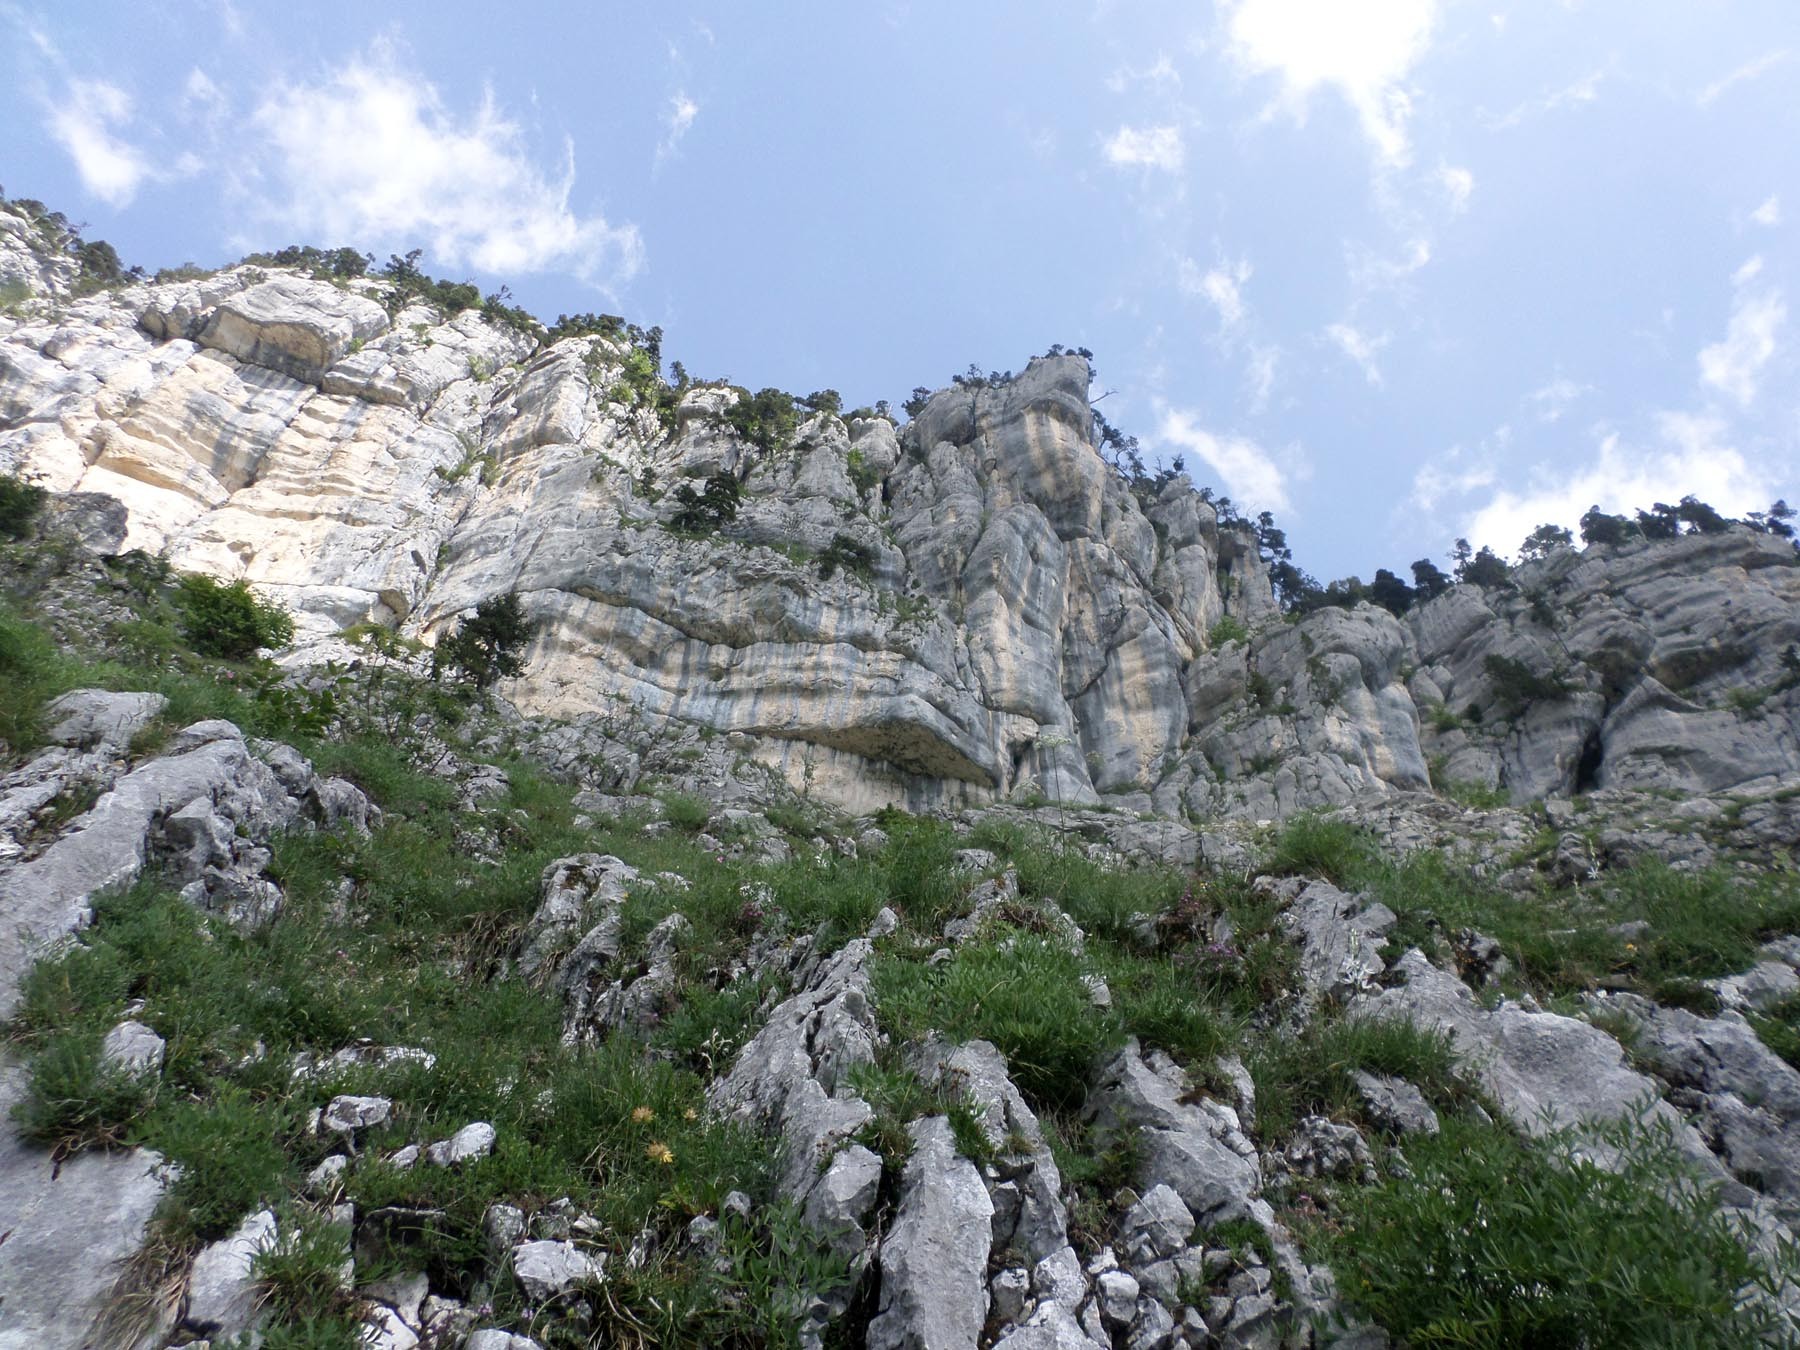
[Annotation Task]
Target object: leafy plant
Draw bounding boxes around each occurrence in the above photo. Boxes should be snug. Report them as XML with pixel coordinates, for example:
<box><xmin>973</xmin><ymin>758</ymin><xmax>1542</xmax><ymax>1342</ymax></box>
<box><xmin>1207</xmin><ymin>615</ymin><xmax>1249</xmax><ymax>647</ymax></box>
<box><xmin>669</xmin><ymin>473</ymin><xmax>743</xmax><ymax>536</ymax></box>
<box><xmin>174</xmin><ymin>574</ymin><xmax>296</xmax><ymax>660</ymax></box>
<box><xmin>0</xmin><ymin>472</ymin><xmax>47</xmax><ymax>538</ymax></box>
<box><xmin>816</xmin><ymin>534</ymin><xmax>877</xmax><ymax>582</ymax></box>
<box><xmin>431</xmin><ymin>594</ymin><xmax>535</xmax><ymax>691</ymax></box>
<box><xmin>1320</xmin><ymin>1115</ymin><xmax>1794</xmax><ymax>1347</ymax></box>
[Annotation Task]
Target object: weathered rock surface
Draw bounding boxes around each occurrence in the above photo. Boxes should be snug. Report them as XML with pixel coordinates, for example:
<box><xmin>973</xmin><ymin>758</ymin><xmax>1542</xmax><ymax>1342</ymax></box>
<box><xmin>1358</xmin><ymin>950</ymin><xmax>1725</xmax><ymax>1176</ymax></box>
<box><xmin>867</xmin><ymin>1115</ymin><xmax>996</xmax><ymax>1350</ymax></box>
<box><xmin>1086</xmin><ymin>1040</ymin><xmax>1262</xmax><ymax>1227</ymax></box>
<box><xmin>5</xmin><ymin>246</ymin><xmax>1796</xmax><ymax>817</ymax></box>
<box><xmin>0</xmin><ymin>1063</ymin><xmax>169</xmax><ymax>1350</ymax></box>
<box><xmin>186</xmin><ymin>1207</ymin><xmax>278</xmax><ymax>1337</ymax></box>
<box><xmin>0</xmin><ymin>717</ymin><xmax>365</xmax><ymax>1018</ymax></box>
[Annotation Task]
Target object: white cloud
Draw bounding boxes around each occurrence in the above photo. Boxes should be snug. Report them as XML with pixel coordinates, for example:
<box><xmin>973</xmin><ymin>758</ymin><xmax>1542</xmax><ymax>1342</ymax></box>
<box><xmin>1244</xmin><ymin>344</ymin><xmax>1279</xmax><ymax>411</ymax></box>
<box><xmin>1103</xmin><ymin>124</ymin><xmax>1185</xmax><ymax>173</ymax></box>
<box><xmin>657</xmin><ymin>91</ymin><xmax>700</xmax><ymax>163</ymax></box>
<box><xmin>1492</xmin><ymin>63</ymin><xmax>1610</xmax><ymax>130</ymax></box>
<box><xmin>1733</xmin><ymin>255</ymin><xmax>1765</xmax><ymax>288</ymax></box>
<box><xmin>1529</xmin><ymin>376</ymin><xmax>1590</xmax><ymax>423</ymax></box>
<box><xmin>183</xmin><ymin>68</ymin><xmax>224</xmax><ymax>112</ymax></box>
<box><xmin>1106</xmin><ymin>55</ymin><xmax>1180</xmax><ymax>94</ymax></box>
<box><xmin>44</xmin><ymin>78</ymin><xmax>149</xmax><ymax>207</ymax></box>
<box><xmin>1325</xmin><ymin>322</ymin><xmax>1389</xmax><ymax>386</ymax></box>
<box><xmin>1224</xmin><ymin>0</ymin><xmax>1438</xmax><ymax>167</ymax></box>
<box><xmin>250</xmin><ymin>49</ymin><xmax>642</xmax><ymax>284</ymax></box>
<box><xmin>1698</xmin><ymin>289</ymin><xmax>1786</xmax><ymax>407</ymax></box>
<box><xmin>1157</xmin><ymin>406</ymin><xmax>1293</xmax><ymax>511</ymax></box>
<box><xmin>1751</xmin><ymin>195</ymin><xmax>1782</xmax><ymax>227</ymax></box>
<box><xmin>1348</xmin><ymin>236</ymin><xmax>1431</xmax><ymax>292</ymax></box>
<box><xmin>1180</xmin><ymin>255</ymin><xmax>1252</xmax><ymax>329</ymax></box>
<box><xmin>1698</xmin><ymin>49</ymin><xmax>1790</xmax><ymax>107</ymax></box>
<box><xmin>1455</xmin><ymin>418</ymin><xmax>1776</xmax><ymax>555</ymax></box>
<box><xmin>1409</xmin><ymin>449</ymin><xmax>1497</xmax><ymax>513</ymax></box>
<box><xmin>1438</xmin><ymin>164</ymin><xmax>1473</xmax><ymax>213</ymax></box>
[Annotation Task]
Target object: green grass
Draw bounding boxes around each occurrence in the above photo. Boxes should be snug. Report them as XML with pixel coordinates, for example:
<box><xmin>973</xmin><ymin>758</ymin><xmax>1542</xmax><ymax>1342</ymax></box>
<box><xmin>1316</xmin><ymin>1115</ymin><xmax>1794</xmax><ymax>1348</ymax></box>
<box><xmin>1260</xmin><ymin>815</ymin><xmax>1800</xmax><ymax>1003</ymax></box>
<box><xmin>1247</xmin><ymin>1014</ymin><xmax>1463</xmax><ymax>1140</ymax></box>
<box><xmin>1</xmin><ymin>585</ymin><xmax>855</xmax><ymax>1344</ymax></box>
<box><xmin>874</xmin><ymin>933</ymin><xmax>1116</xmax><ymax>1110</ymax></box>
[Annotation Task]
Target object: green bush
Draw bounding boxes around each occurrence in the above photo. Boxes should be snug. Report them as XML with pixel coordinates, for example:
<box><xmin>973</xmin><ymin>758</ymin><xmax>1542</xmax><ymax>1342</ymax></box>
<box><xmin>1483</xmin><ymin>653</ymin><xmax>1574</xmax><ymax>717</ymax></box>
<box><xmin>668</xmin><ymin>472</ymin><xmax>743</xmax><ymax>536</ymax></box>
<box><xmin>431</xmin><ymin>593</ymin><xmax>535</xmax><ymax>691</ymax></box>
<box><xmin>1322</xmin><ymin>1116</ymin><xmax>1792</xmax><ymax>1347</ymax></box>
<box><xmin>0</xmin><ymin>472</ymin><xmax>47</xmax><ymax>538</ymax></box>
<box><xmin>816</xmin><ymin>533</ymin><xmax>877</xmax><ymax>582</ymax></box>
<box><xmin>720</xmin><ymin>387</ymin><xmax>798</xmax><ymax>455</ymax></box>
<box><xmin>174</xmin><ymin>574</ymin><xmax>295</xmax><ymax>660</ymax></box>
<box><xmin>662</xmin><ymin>792</ymin><xmax>711</xmax><ymax>833</ymax></box>
<box><xmin>1261</xmin><ymin>813</ymin><xmax>1380</xmax><ymax>887</ymax></box>
<box><xmin>1207</xmin><ymin>615</ymin><xmax>1249</xmax><ymax>647</ymax></box>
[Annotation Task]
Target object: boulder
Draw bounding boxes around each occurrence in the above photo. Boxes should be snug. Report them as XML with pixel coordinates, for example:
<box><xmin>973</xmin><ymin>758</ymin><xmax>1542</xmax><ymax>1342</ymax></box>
<box><xmin>866</xmin><ymin>1116</ymin><xmax>995</xmax><ymax>1350</ymax></box>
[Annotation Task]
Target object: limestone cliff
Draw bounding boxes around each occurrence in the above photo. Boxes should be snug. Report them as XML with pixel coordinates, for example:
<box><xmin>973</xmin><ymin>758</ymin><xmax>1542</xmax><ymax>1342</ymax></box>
<box><xmin>3</xmin><ymin>206</ymin><xmax>1796</xmax><ymax>821</ymax></box>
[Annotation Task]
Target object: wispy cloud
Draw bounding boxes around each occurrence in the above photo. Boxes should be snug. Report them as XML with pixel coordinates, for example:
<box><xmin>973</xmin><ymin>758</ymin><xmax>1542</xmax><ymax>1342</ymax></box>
<box><xmin>1491</xmin><ymin>62</ymin><xmax>1611</xmax><ymax>130</ymax></box>
<box><xmin>1223</xmin><ymin>0</ymin><xmax>1438</xmax><ymax>168</ymax></box>
<box><xmin>1409</xmin><ymin>444</ymin><xmax>1498</xmax><ymax>513</ymax></box>
<box><xmin>1157</xmin><ymin>406</ymin><xmax>1294</xmax><ymax>511</ymax></box>
<box><xmin>1454</xmin><ymin>417</ymin><xmax>1776</xmax><ymax>555</ymax></box>
<box><xmin>657</xmin><ymin>91</ymin><xmax>700</xmax><ymax>163</ymax></box>
<box><xmin>44</xmin><ymin>77</ymin><xmax>150</xmax><ymax>206</ymax></box>
<box><xmin>1698</xmin><ymin>284</ymin><xmax>1785</xmax><ymax>407</ymax></box>
<box><xmin>1529</xmin><ymin>376</ymin><xmax>1590</xmax><ymax>423</ymax></box>
<box><xmin>1697</xmin><ymin>49</ymin><xmax>1789</xmax><ymax>107</ymax></box>
<box><xmin>1325</xmin><ymin>322</ymin><xmax>1389</xmax><ymax>386</ymax></box>
<box><xmin>1438</xmin><ymin>164</ymin><xmax>1473</xmax><ymax>213</ymax></box>
<box><xmin>1244</xmin><ymin>344</ymin><xmax>1279</xmax><ymax>412</ymax></box>
<box><xmin>249</xmin><ymin>46</ymin><xmax>642</xmax><ymax>285</ymax></box>
<box><xmin>1751</xmin><ymin>195</ymin><xmax>1782</xmax><ymax>228</ymax></box>
<box><xmin>1180</xmin><ymin>255</ymin><xmax>1252</xmax><ymax>330</ymax></box>
<box><xmin>1105</xmin><ymin>54</ymin><xmax>1180</xmax><ymax>94</ymax></box>
<box><xmin>1103</xmin><ymin>123</ymin><xmax>1184</xmax><ymax>173</ymax></box>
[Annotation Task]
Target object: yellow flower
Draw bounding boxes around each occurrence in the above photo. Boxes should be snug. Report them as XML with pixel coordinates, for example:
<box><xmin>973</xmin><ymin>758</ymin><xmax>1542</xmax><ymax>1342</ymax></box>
<box><xmin>631</xmin><ymin>1106</ymin><xmax>655</xmax><ymax>1124</ymax></box>
<box><xmin>646</xmin><ymin>1141</ymin><xmax>674</xmax><ymax>1165</ymax></box>
<box><xmin>683</xmin><ymin>1107</ymin><xmax>698</xmax><ymax>1121</ymax></box>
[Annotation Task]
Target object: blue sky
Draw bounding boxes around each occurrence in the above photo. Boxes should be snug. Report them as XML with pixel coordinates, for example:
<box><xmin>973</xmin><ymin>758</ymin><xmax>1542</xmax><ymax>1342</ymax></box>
<box><xmin>3</xmin><ymin>1</ymin><xmax>1795</xmax><ymax>582</ymax></box>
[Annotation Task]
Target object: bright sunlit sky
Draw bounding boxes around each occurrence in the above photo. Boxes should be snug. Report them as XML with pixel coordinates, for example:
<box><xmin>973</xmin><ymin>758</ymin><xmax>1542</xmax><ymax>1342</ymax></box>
<box><xmin>3</xmin><ymin>1</ymin><xmax>1796</xmax><ymax>581</ymax></box>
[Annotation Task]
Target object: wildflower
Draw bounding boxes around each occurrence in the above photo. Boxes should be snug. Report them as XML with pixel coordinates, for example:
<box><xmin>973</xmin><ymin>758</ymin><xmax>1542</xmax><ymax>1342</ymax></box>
<box><xmin>646</xmin><ymin>1141</ymin><xmax>674</xmax><ymax>1165</ymax></box>
<box><xmin>631</xmin><ymin>1105</ymin><xmax>655</xmax><ymax>1124</ymax></box>
<box><xmin>683</xmin><ymin>1107</ymin><xmax>698</xmax><ymax>1121</ymax></box>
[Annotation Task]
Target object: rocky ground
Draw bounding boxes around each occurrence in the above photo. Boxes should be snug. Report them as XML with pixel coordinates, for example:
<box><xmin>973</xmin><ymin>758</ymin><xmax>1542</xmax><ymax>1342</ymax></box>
<box><xmin>4</xmin><ymin>198</ymin><xmax>1800</xmax><ymax>1349</ymax></box>
<box><xmin>2</xmin><ymin>501</ymin><xmax>1800</xmax><ymax>1349</ymax></box>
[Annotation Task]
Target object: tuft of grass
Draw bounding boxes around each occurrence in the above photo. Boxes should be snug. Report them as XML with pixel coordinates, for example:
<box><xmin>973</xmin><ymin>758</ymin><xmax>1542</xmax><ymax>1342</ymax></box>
<box><xmin>252</xmin><ymin>1206</ymin><xmax>360</xmax><ymax>1325</ymax></box>
<box><xmin>1261</xmin><ymin>813</ymin><xmax>1381</xmax><ymax>887</ymax></box>
<box><xmin>874</xmin><ymin>934</ymin><xmax>1118</xmax><ymax>1110</ymax></box>
<box><xmin>11</xmin><ymin>1032</ymin><xmax>155</xmax><ymax>1155</ymax></box>
<box><xmin>1317</xmin><ymin>1115</ymin><xmax>1796</xmax><ymax>1348</ymax></box>
<box><xmin>661</xmin><ymin>791</ymin><xmax>711</xmax><ymax>833</ymax></box>
<box><xmin>1248</xmin><ymin>1013</ymin><xmax>1462</xmax><ymax>1141</ymax></box>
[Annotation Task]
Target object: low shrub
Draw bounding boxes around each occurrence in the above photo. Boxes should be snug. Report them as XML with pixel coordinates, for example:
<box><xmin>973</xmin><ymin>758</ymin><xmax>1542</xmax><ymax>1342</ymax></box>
<box><xmin>174</xmin><ymin>574</ymin><xmax>295</xmax><ymax>660</ymax></box>
<box><xmin>431</xmin><ymin>593</ymin><xmax>535</xmax><ymax>691</ymax></box>
<box><xmin>1321</xmin><ymin>1115</ymin><xmax>1793</xmax><ymax>1347</ymax></box>
<box><xmin>0</xmin><ymin>472</ymin><xmax>47</xmax><ymax>537</ymax></box>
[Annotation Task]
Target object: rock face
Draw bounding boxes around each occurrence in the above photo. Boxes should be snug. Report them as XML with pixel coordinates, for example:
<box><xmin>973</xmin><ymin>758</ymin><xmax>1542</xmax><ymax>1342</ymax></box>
<box><xmin>9</xmin><ymin>231</ymin><xmax>1791</xmax><ymax>817</ymax></box>
<box><xmin>866</xmin><ymin>1116</ymin><xmax>996</xmax><ymax>1350</ymax></box>
<box><xmin>0</xmin><ymin>715</ymin><xmax>369</xmax><ymax>1019</ymax></box>
<box><xmin>0</xmin><ymin>1063</ymin><xmax>168</xmax><ymax>1350</ymax></box>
